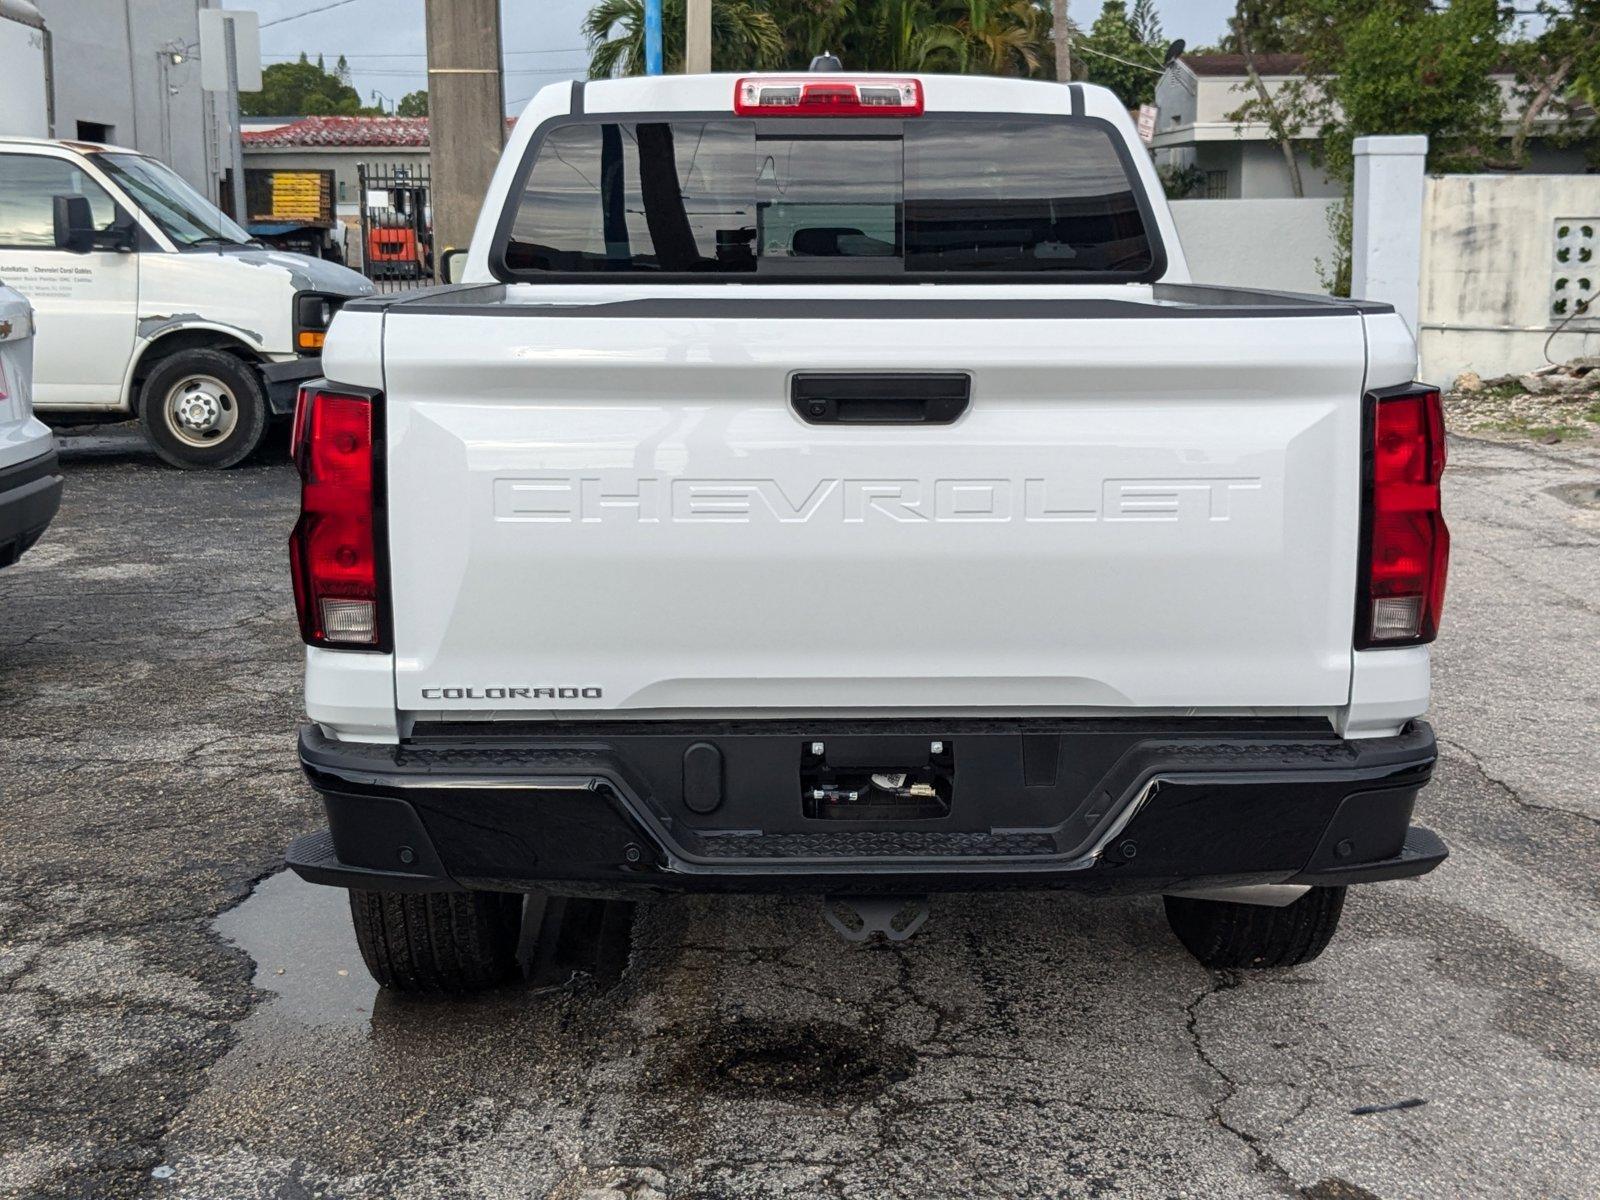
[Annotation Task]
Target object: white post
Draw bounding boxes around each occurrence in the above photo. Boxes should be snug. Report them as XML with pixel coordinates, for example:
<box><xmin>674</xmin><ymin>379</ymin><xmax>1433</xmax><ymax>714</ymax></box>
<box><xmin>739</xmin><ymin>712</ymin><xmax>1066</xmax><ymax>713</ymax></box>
<box><xmin>1351</xmin><ymin>134</ymin><xmax>1427</xmax><ymax>336</ymax></box>
<box><xmin>224</xmin><ymin>17</ymin><xmax>246</xmax><ymax>224</ymax></box>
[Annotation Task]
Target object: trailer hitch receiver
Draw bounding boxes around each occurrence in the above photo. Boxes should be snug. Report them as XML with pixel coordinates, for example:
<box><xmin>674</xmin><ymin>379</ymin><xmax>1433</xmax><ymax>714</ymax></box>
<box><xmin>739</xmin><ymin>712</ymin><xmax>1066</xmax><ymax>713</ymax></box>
<box><xmin>823</xmin><ymin>895</ymin><xmax>931</xmax><ymax>943</ymax></box>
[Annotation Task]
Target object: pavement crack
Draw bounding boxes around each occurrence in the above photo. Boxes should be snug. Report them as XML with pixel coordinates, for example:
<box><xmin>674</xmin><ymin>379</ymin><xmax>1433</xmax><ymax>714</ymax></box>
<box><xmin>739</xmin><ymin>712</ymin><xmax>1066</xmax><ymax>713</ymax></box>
<box><xmin>1438</xmin><ymin>737</ymin><xmax>1599</xmax><ymax>829</ymax></box>
<box><xmin>1184</xmin><ymin>970</ymin><xmax>1305</xmax><ymax>1197</ymax></box>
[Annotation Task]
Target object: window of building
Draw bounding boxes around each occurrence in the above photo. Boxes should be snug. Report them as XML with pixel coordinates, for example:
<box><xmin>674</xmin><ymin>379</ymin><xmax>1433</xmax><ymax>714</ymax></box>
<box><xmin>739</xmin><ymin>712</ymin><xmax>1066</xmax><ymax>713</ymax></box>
<box><xmin>75</xmin><ymin>121</ymin><xmax>115</xmax><ymax>145</ymax></box>
<box><xmin>1203</xmin><ymin>170</ymin><xmax>1230</xmax><ymax>199</ymax></box>
<box><xmin>0</xmin><ymin>155</ymin><xmax>119</xmax><ymax>248</ymax></box>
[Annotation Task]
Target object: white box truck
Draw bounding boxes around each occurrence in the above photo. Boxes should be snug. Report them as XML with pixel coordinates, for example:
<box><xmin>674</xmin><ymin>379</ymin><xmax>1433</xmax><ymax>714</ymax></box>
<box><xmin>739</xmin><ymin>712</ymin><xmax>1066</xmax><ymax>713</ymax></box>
<box><xmin>0</xmin><ymin>1</ymin><xmax>50</xmax><ymax>142</ymax></box>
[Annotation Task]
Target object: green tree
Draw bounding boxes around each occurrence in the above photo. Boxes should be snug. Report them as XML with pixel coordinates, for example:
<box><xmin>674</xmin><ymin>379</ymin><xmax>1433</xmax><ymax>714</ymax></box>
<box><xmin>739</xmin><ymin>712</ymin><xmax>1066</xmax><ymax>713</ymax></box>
<box><xmin>583</xmin><ymin>0</ymin><xmax>1058</xmax><ymax>80</ymax></box>
<box><xmin>1505</xmin><ymin>0</ymin><xmax>1600</xmax><ymax>166</ymax></box>
<box><xmin>1130</xmin><ymin>0</ymin><xmax>1162</xmax><ymax>47</ymax></box>
<box><xmin>583</xmin><ymin>0</ymin><xmax>786</xmax><ymax>77</ymax></box>
<box><xmin>1080</xmin><ymin>0</ymin><xmax>1162</xmax><ymax>106</ymax></box>
<box><xmin>1225</xmin><ymin>0</ymin><xmax>1509</xmax><ymax>290</ymax></box>
<box><xmin>239</xmin><ymin>52</ymin><xmax>372</xmax><ymax>116</ymax></box>
<box><xmin>956</xmin><ymin>0</ymin><xmax>1058</xmax><ymax>77</ymax></box>
<box><xmin>397</xmin><ymin>89</ymin><xmax>429</xmax><ymax>117</ymax></box>
<box><xmin>1230</xmin><ymin>0</ymin><xmax>1507</xmax><ymax>178</ymax></box>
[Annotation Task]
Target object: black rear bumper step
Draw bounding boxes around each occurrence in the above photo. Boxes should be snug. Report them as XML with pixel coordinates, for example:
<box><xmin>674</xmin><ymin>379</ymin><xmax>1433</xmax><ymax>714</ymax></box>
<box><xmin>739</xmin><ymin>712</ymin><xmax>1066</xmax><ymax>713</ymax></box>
<box><xmin>289</xmin><ymin>719</ymin><xmax>1444</xmax><ymax>897</ymax></box>
<box><xmin>1290</xmin><ymin>825</ymin><xmax>1448</xmax><ymax>886</ymax></box>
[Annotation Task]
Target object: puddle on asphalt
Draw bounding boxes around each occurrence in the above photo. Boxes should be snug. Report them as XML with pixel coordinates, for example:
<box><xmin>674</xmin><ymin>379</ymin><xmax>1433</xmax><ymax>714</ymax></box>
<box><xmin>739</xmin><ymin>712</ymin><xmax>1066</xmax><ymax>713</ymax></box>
<box><xmin>212</xmin><ymin>872</ymin><xmax>633</xmax><ymax>1034</ymax></box>
<box><xmin>213</xmin><ymin>870</ymin><xmax>379</xmax><ymax>1028</ymax></box>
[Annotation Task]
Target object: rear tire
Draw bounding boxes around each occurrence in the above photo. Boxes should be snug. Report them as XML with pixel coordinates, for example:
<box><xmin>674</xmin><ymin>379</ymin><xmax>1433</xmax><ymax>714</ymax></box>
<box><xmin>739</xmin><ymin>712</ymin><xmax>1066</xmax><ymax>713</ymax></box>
<box><xmin>348</xmin><ymin>889</ymin><xmax>523</xmax><ymax>993</ymax></box>
<box><xmin>138</xmin><ymin>348</ymin><xmax>269</xmax><ymax>470</ymax></box>
<box><xmin>1163</xmin><ymin>885</ymin><xmax>1347</xmax><ymax>969</ymax></box>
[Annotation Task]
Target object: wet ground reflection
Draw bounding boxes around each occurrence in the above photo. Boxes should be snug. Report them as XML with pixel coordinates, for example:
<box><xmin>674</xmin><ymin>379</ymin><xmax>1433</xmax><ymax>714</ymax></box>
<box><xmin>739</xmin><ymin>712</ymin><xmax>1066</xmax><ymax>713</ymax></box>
<box><xmin>213</xmin><ymin>870</ymin><xmax>378</xmax><ymax>1029</ymax></box>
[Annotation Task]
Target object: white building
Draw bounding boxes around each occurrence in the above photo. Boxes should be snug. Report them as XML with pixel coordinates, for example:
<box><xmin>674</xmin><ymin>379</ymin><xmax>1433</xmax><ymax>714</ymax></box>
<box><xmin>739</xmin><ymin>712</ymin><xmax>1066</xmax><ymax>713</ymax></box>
<box><xmin>1153</xmin><ymin>53</ymin><xmax>1595</xmax><ymax>200</ymax></box>
<box><xmin>13</xmin><ymin>1</ymin><xmax>230</xmax><ymax>198</ymax></box>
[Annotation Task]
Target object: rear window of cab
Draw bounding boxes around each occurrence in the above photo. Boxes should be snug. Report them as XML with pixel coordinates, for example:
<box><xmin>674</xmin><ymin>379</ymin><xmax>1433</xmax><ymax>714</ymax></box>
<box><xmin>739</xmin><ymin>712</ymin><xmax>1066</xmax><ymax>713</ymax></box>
<box><xmin>495</xmin><ymin>116</ymin><xmax>1159</xmax><ymax>282</ymax></box>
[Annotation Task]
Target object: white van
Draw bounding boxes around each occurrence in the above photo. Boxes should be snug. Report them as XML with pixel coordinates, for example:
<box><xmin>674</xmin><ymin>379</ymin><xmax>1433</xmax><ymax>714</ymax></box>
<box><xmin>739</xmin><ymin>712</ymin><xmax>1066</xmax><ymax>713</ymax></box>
<box><xmin>0</xmin><ymin>138</ymin><xmax>374</xmax><ymax>468</ymax></box>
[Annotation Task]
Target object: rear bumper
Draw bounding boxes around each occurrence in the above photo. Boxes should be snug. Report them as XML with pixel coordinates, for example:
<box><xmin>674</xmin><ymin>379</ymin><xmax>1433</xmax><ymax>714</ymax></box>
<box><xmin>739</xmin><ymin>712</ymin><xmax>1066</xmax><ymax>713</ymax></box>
<box><xmin>0</xmin><ymin>448</ymin><xmax>63</xmax><ymax>568</ymax></box>
<box><xmin>288</xmin><ymin>717</ymin><xmax>1445</xmax><ymax>897</ymax></box>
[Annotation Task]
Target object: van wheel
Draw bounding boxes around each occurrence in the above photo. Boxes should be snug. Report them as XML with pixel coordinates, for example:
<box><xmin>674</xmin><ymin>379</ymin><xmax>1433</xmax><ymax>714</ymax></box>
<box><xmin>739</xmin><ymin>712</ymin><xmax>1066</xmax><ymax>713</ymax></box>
<box><xmin>349</xmin><ymin>889</ymin><xmax>524</xmax><ymax>993</ymax></box>
<box><xmin>139</xmin><ymin>349</ymin><xmax>269</xmax><ymax>470</ymax></box>
<box><xmin>1163</xmin><ymin>885</ymin><xmax>1347</xmax><ymax>969</ymax></box>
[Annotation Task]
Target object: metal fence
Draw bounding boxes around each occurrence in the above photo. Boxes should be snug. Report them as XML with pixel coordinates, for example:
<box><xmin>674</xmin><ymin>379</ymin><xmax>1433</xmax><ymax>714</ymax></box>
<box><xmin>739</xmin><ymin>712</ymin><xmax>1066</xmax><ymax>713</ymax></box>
<box><xmin>356</xmin><ymin>162</ymin><xmax>434</xmax><ymax>292</ymax></box>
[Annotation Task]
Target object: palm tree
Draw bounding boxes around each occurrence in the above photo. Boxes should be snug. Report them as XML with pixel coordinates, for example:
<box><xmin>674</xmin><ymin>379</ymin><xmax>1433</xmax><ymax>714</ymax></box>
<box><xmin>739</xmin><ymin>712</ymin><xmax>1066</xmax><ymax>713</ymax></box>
<box><xmin>846</xmin><ymin>0</ymin><xmax>1055</xmax><ymax>76</ymax></box>
<box><xmin>584</xmin><ymin>0</ymin><xmax>786</xmax><ymax>77</ymax></box>
<box><xmin>954</xmin><ymin>0</ymin><xmax>1056</xmax><ymax>76</ymax></box>
<box><xmin>583</xmin><ymin>0</ymin><xmax>1056</xmax><ymax>80</ymax></box>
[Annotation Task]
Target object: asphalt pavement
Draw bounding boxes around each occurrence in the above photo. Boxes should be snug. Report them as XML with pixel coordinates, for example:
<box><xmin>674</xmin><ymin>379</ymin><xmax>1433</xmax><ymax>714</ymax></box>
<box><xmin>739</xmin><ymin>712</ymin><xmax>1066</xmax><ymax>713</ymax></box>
<box><xmin>1</xmin><ymin>425</ymin><xmax>1596</xmax><ymax>1200</ymax></box>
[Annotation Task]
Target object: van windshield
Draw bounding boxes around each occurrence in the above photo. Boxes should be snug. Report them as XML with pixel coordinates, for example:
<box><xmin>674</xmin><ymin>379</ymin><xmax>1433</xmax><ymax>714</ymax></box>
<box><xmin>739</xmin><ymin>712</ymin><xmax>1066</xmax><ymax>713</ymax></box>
<box><xmin>97</xmin><ymin>154</ymin><xmax>252</xmax><ymax>248</ymax></box>
<box><xmin>500</xmin><ymin>116</ymin><xmax>1156</xmax><ymax>280</ymax></box>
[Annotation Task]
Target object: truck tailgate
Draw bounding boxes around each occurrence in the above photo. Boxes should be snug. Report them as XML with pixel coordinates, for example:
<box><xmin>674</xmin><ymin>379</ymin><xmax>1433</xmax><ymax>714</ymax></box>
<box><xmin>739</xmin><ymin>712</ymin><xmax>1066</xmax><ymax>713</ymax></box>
<box><xmin>381</xmin><ymin>296</ymin><xmax>1367</xmax><ymax>716</ymax></box>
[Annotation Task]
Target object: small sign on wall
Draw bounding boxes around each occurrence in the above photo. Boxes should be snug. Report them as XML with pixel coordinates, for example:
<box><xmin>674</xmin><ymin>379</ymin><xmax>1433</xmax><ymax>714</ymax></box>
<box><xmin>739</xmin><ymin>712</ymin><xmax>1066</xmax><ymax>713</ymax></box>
<box><xmin>1137</xmin><ymin>105</ymin><xmax>1158</xmax><ymax>146</ymax></box>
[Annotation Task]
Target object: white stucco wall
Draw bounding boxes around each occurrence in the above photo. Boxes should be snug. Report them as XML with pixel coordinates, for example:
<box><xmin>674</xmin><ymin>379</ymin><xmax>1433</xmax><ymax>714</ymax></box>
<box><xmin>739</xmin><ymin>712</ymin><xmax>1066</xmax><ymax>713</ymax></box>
<box><xmin>0</xmin><ymin>11</ymin><xmax>49</xmax><ymax>138</ymax></box>
<box><xmin>34</xmin><ymin>0</ymin><xmax>226</xmax><ymax>196</ymax></box>
<box><xmin>1169</xmin><ymin>197</ymin><xmax>1340</xmax><ymax>294</ymax></box>
<box><xmin>1420</xmin><ymin>174</ymin><xmax>1600</xmax><ymax>381</ymax></box>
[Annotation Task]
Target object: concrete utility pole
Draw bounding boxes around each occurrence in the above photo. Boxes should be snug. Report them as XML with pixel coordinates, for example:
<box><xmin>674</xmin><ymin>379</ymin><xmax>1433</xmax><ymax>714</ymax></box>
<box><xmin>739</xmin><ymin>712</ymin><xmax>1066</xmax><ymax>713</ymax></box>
<box><xmin>424</xmin><ymin>0</ymin><xmax>505</xmax><ymax>265</ymax></box>
<box><xmin>1053</xmin><ymin>0</ymin><xmax>1071</xmax><ymax>82</ymax></box>
<box><xmin>686</xmin><ymin>0</ymin><xmax>711</xmax><ymax>74</ymax></box>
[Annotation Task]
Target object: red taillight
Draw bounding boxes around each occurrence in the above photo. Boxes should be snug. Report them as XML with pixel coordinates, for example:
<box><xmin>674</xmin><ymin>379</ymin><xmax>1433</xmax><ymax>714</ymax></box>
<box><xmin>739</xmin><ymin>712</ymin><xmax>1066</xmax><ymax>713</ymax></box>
<box><xmin>288</xmin><ymin>383</ymin><xmax>386</xmax><ymax>650</ymax></box>
<box><xmin>734</xmin><ymin>76</ymin><xmax>924</xmax><ymax>117</ymax></box>
<box><xmin>1358</xmin><ymin>385</ymin><xmax>1449</xmax><ymax>648</ymax></box>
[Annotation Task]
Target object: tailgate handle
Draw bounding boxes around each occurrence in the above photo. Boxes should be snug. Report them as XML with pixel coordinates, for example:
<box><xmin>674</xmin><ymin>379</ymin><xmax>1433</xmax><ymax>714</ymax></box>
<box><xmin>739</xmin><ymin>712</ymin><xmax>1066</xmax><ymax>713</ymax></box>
<box><xmin>791</xmin><ymin>372</ymin><xmax>970</xmax><ymax>425</ymax></box>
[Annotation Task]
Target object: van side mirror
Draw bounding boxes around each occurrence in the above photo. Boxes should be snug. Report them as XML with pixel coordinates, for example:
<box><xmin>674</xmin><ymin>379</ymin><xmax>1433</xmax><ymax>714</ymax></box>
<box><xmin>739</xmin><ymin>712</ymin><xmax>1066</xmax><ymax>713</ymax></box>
<box><xmin>53</xmin><ymin>195</ymin><xmax>96</xmax><ymax>254</ymax></box>
<box><xmin>438</xmin><ymin>246</ymin><xmax>465</xmax><ymax>284</ymax></box>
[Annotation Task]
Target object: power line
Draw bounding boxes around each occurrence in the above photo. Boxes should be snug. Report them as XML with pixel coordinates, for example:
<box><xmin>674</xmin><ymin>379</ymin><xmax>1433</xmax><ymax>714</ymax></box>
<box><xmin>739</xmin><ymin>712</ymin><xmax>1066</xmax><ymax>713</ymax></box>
<box><xmin>260</xmin><ymin>0</ymin><xmax>373</xmax><ymax>29</ymax></box>
<box><xmin>1071</xmin><ymin>41</ymin><xmax>1169</xmax><ymax>76</ymax></box>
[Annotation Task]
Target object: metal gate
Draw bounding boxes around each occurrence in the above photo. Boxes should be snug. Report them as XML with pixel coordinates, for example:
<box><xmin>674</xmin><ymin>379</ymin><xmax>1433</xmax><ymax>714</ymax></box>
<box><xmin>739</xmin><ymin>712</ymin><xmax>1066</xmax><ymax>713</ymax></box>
<box><xmin>357</xmin><ymin>162</ymin><xmax>433</xmax><ymax>291</ymax></box>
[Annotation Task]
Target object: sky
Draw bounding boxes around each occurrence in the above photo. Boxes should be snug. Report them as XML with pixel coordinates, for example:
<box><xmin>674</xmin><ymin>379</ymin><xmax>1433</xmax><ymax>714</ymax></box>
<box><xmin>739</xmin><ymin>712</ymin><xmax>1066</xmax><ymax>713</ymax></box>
<box><xmin>245</xmin><ymin>0</ymin><xmax>1243</xmax><ymax>116</ymax></box>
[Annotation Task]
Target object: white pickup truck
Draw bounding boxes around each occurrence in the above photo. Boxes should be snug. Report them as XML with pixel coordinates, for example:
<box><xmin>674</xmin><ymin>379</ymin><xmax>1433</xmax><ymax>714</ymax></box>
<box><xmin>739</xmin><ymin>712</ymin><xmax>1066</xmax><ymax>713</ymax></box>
<box><xmin>285</xmin><ymin>73</ymin><xmax>1450</xmax><ymax>993</ymax></box>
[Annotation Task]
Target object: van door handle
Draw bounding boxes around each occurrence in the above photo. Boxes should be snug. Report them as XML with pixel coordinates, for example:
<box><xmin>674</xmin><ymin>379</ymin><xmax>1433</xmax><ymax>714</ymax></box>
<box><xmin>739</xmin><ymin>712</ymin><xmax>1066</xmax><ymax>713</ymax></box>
<box><xmin>791</xmin><ymin>372</ymin><xmax>971</xmax><ymax>425</ymax></box>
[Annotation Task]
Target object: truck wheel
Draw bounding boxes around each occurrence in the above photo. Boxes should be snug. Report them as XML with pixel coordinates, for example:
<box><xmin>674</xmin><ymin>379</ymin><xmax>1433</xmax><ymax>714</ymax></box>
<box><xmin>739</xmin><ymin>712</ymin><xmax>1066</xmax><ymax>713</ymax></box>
<box><xmin>348</xmin><ymin>889</ymin><xmax>523</xmax><ymax>993</ymax></box>
<box><xmin>139</xmin><ymin>349</ymin><xmax>269</xmax><ymax>470</ymax></box>
<box><xmin>1163</xmin><ymin>885</ymin><xmax>1347</xmax><ymax>969</ymax></box>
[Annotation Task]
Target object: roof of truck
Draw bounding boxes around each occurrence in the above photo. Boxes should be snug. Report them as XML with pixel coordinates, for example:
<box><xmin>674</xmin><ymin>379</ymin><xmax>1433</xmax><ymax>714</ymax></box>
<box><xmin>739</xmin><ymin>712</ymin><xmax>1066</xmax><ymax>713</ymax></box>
<box><xmin>533</xmin><ymin>73</ymin><xmax>1125</xmax><ymax>121</ymax></box>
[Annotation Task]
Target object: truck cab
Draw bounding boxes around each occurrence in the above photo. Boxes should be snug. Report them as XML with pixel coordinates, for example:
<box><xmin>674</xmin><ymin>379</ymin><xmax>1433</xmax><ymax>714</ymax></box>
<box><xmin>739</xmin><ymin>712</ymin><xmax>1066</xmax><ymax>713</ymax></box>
<box><xmin>0</xmin><ymin>138</ymin><xmax>373</xmax><ymax>468</ymax></box>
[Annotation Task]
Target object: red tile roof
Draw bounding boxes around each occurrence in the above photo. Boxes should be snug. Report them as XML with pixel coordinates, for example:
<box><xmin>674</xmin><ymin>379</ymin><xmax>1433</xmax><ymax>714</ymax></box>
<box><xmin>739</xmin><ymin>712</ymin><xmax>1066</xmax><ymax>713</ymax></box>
<box><xmin>241</xmin><ymin>115</ymin><xmax>519</xmax><ymax>149</ymax></box>
<box><xmin>242</xmin><ymin>116</ymin><xmax>433</xmax><ymax>148</ymax></box>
